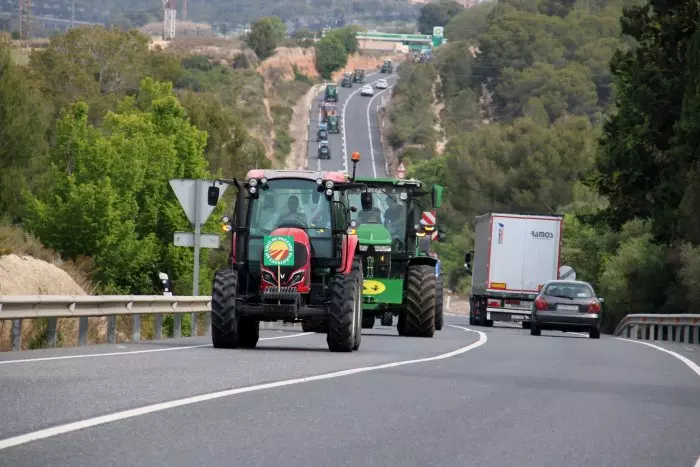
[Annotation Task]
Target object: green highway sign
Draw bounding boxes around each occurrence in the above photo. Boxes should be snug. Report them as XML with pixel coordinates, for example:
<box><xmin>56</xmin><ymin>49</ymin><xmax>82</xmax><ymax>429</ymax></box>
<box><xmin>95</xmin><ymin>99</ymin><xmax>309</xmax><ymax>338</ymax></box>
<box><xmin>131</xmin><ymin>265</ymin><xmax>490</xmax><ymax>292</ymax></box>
<box><xmin>263</xmin><ymin>235</ymin><xmax>295</xmax><ymax>267</ymax></box>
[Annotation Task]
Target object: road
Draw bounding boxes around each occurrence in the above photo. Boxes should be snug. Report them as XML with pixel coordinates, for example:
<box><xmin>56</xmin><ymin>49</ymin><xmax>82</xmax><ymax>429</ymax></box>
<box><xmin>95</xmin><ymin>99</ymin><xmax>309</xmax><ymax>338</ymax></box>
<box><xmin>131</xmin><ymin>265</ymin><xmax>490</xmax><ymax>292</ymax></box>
<box><xmin>307</xmin><ymin>68</ymin><xmax>398</xmax><ymax>177</ymax></box>
<box><xmin>0</xmin><ymin>317</ymin><xmax>698</xmax><ymax>467</ymax></box>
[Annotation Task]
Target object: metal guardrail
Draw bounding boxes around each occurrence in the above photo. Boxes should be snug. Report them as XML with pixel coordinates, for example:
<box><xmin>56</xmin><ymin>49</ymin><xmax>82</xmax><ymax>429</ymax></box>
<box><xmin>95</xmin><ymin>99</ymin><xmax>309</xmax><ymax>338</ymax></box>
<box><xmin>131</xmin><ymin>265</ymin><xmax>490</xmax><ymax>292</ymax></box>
<box><xmin>614</xmin><ymin>314</ymin><xmax>700</xmax><ymax>345</ymax></box>
<box><xmin>0</xmin><ymin>295</ymin><xmax>212</xmax><ymax>352</ymax></box>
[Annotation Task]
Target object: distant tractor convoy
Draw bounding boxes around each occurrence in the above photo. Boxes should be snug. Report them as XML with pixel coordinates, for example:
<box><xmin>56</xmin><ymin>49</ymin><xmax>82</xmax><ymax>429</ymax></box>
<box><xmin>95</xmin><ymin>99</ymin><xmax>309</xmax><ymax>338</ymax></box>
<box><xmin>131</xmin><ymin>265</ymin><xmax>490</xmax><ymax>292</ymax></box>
<box><xmin>380</xmin><ymin>59</ymin><xmax>393</xmax><ymax>73</ymax></box>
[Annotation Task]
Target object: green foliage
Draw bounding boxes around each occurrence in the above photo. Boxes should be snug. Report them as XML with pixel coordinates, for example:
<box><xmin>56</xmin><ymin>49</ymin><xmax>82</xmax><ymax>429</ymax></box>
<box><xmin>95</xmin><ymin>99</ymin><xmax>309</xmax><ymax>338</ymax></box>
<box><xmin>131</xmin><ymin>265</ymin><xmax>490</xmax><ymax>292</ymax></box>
<box><xmin>315</xmin><ymin>36</ymin><xmax>348</xmax><ymax>79</ymax></box>
<box><xmin>23</xmin><ymin>78</ymin><xmax>222</xmax><ymax>294</ymax></box>
<box><xmin>247</xmin><ymin>16</ymin><xmax>287</xmax><ymax>60</ymax></box>
<box><xmin>0</xmin><ymin>39</ymin><xmax>51</xmax><ymax>221</ymax></box>
<box><xmin>417</xmin><ymin>0</ymin><xmax>465</xmax><ymax>35</ymax></box>
<box><xmin>444</xmin><ymin>2</ymin><xmax>495</xmax><ymax>43</ymax></box>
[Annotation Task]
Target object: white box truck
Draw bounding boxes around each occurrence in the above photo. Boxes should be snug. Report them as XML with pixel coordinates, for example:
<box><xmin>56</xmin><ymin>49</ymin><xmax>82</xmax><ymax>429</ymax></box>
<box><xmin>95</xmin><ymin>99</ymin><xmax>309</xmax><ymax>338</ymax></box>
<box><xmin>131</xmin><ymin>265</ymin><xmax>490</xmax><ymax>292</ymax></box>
<box><xmin>464</xmin><ymin>212</ymin><xmax>564</xmax><ymax>328</ymax></box>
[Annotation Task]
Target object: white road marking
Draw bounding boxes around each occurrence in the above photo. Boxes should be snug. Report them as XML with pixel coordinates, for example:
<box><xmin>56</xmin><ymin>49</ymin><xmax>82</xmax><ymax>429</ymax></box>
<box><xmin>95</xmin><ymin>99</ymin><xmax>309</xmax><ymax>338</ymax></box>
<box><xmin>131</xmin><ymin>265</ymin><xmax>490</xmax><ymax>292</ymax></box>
<box><xmin>340</xmin><ymin>70</ymin><xmax>381</xmax><ymax>171</ymax></box>
<box><xmin>366</xmin><ymin>84</ymin><xmax>395</xmax><ymax>178</ymax></box>
<box><xmin>0</xmin><ymin>332</ymin><xmax>313</xmax><ymax>365</ymax></box>
<box><xmin>0</xmin><ymin>325</ymin><xmax>486</xmax><ymax>450</ymax></box>
<box><xmin>616</xmin><ymin>336</ymin><xmax>700</xmax><ymax>379</ymax></box>
<box><xmin>694</xmin><ymin>455</ymin><xmax>700</xmax><ymax>467</ymax></box>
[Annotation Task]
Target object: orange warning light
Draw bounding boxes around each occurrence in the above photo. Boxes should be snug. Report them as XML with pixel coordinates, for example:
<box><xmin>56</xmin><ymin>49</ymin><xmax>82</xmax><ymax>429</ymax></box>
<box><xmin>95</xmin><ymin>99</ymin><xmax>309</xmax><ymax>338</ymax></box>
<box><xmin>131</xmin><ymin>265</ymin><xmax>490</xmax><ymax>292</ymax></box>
<box><xmin>351</xmin><ymin>152</ymin><xmax>361</xmax><ymax>162</ymax></box>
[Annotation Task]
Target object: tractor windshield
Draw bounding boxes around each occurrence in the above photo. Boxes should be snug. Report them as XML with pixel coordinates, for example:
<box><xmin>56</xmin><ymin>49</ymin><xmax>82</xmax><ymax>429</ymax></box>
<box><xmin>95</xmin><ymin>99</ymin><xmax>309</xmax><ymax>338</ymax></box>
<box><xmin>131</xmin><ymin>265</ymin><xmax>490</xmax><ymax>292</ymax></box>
<box><xmin>248</xmin><ymin>179</ymin><xmax>332</xmax><ymax>236</ymax></box>
<box><xmin>347</xmin><ymin>186</ymin><xmax>408</xmax><ymax>251</ymax></box>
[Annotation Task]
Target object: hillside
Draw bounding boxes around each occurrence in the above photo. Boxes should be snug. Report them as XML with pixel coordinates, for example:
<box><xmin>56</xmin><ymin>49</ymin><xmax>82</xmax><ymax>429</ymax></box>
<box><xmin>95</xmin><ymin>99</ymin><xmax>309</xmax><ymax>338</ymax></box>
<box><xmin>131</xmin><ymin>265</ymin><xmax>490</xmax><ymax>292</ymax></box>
<box><xmin>385</xmin><ymin>0</ymin><xmax>700</xmax><ymax>331</ymax></box>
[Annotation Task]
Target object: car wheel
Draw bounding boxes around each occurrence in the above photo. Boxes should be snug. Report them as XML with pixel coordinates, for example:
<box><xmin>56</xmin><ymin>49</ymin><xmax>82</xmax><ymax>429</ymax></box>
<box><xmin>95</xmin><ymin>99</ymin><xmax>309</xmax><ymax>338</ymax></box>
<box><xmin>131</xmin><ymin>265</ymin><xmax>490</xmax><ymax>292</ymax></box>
<box><xmin>589</xmin><ymin>327</ymin><xmax>600</xmax><ymax>339</ymax></box>
<box><xmin>530</xmin><ymin>321</ymin><xmax>541</xmax><ymax>336</ymax></box>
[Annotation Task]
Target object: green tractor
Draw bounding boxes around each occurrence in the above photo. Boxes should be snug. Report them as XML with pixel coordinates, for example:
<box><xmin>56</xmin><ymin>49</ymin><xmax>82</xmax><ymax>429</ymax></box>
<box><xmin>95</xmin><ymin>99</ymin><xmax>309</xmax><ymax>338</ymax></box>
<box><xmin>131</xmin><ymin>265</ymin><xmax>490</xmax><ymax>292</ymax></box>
<box><xmin>347</xmin><ymin>178</ymin><xmax>446</xmax><ymax>337</ymax></box>
<box><xmin>325</xmin><ymin>83</ymin><xmax>338</xmax><ymax>102</ymax></box>
<box><xmin>327</xmin><ymin>114</ymin><xmax>340</xmax><ymax>133</ymax></box>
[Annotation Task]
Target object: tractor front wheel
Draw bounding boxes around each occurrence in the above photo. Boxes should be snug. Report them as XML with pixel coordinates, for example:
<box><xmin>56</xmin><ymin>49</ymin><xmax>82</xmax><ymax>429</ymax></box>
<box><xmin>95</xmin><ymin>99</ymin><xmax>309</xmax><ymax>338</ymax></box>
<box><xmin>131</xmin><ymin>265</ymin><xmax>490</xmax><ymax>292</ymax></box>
<box><xmin>211</xmin><ymin>269</ymin><xmax>259</xmax><ymax>348</ymax></box>
<box><xmin>403</xmin><ymin>264</ymin><xmax>436</xmax><ymax>337</ymax></box>
<box><xmin>327</xmin><ymin>262</ymin><xmax>362</xmax><ymax>352</ymax></box>
<box><xmin>381</xmin><ymin>312</ymin><xmax>393</xmax><ymax>327</ymax></box>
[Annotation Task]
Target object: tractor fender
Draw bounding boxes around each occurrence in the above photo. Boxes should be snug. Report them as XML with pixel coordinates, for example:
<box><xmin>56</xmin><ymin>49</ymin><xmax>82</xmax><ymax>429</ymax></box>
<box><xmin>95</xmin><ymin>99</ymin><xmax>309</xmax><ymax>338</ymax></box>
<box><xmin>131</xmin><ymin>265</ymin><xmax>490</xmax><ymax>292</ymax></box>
<box><xmin>338</xmin><ymin>234</ymin><xmax>360</xmax><ymax>275</ymax></box>
<box><xmin>407</xmin><ymin>256</ymin><xmax>438</xmax><ymax>271</ymax></box>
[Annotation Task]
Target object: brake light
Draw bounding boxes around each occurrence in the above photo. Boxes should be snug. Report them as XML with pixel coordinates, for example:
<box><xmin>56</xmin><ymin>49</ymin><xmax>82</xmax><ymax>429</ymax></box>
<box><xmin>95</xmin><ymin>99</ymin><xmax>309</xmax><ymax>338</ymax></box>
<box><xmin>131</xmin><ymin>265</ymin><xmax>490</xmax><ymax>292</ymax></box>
<box><xmin>487</xmin><ymin>299</ymin><xmax>501</xmax><ymax>308</ymax></box>
<box><xmin>534</xmin><ymin>296</ymin><xmax>548</xmax><ymax>310</ymax></box>
<box><xmin>588</xmin><ymin>300</ymin><xmax>601</xmax><ymax>313</ymax></box>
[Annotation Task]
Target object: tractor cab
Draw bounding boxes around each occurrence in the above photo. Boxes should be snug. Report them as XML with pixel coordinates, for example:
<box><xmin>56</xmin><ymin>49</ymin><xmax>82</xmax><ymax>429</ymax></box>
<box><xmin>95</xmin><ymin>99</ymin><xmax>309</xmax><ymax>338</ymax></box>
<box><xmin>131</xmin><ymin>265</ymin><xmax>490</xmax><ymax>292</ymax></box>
<box><xmin>324</xmin><ymin>83</ymin><xmax>338</xmax><ymax>102</ymax></box>
<box><xmin>341</xmin><ymin>72</ymin><xmax>353</xmax><ymax>87</ymax></box>
<box><xmin>353</xmin><ymin>68</ymin><xmax>366</xmax><ymax>84</ymax></box>
<box><xmin>318</xmin><ymin>124</ymin><xmax>328</xmax><ymax>141</ymax></box>
<box><xmin>206</xmin><ymin>154</ymin><xmax>375</xmax><ymax>352</ymax></box>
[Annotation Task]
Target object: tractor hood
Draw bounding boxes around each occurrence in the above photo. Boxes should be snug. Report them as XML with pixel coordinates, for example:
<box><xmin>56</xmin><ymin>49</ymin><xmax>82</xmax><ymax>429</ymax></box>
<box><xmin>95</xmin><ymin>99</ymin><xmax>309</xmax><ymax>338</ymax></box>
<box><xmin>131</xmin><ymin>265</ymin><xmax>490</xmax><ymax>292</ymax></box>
<box><xmin>356</xmin><ymin>223</ymin><xmax>392</xmax><ymax>246</ymax></box>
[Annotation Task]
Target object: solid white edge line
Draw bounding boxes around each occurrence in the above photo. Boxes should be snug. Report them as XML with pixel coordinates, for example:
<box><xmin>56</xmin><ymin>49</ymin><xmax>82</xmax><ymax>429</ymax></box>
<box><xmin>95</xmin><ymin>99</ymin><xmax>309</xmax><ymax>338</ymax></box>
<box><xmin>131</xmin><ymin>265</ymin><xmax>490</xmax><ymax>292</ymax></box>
<box><xmin>695</xmin><ymin>455</ymin><xmax>700</xmax><ymax>467</ymax></box>
<box><xmin>0</xmin><ymin>332</ymin><xmax>313</xmax><ymax>365</ymax></box>
<box><xmin>366</xmin><ymin>83</ymin><xmax>395</xmax><ymax>178</ymax></box>
<box><xmin>0</xmin><ymin>324</ymin><xmax>486</xmax><ymax>450</ymax></box>
<box><xmin>615</xmin><ymin>336</ymin><xmax>700</xmax><ymax>379</ymax></box>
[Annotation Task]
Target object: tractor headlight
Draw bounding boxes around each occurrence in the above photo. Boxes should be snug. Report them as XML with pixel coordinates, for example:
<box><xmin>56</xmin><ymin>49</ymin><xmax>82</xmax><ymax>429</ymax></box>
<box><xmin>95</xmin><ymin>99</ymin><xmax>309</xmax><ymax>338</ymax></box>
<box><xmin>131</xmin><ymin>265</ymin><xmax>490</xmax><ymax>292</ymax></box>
<box><xmin>260</xmin><ymin>177</ymin><xmax>267</xmax><ymax>185</ymax></box>
<box><xmin>249</xmin><ymin>186</ymin><xmax>257</xmax><ymax>195</ymax></box>
<box><xmin>325</xmin><ymin>188</ymin><xmax>333</xmax><ymax>197</ymax></box>
<box><xmin>261</xmin><ymin>270</ymin><xmax>275</xmax><ymax>285</ymax></box>
<box><xmin>359</xmin><ymin>245</ymin><xmax>368</xmax><ymax>252</ymax></box>
<box><xmin>325</xmin><ymin>180</ymin><xmax>334</xmax><ymax>189</ymax></box>
<box><xmin>399</xmin><ymin>192</ymin><xmax>408</xmax><ymax>201</ymax></box>
<box><xmin>316</xmin><ymin>178</ymin><xmax>323</xmax><ymax>186</ymax></box>
<box><xmin>288</xmin><ymin>271</ymin><xmax>305</xmax><ymax>286</ymax></box>
<box><xmin>248</xmin><ymin>178</ymin><xmax>258</xmax><ymax>187</ymax></box>
<box><xmin>374</xmin><ymin>246</ymin><xmax>391</xmax><ymax>252</ymax></box>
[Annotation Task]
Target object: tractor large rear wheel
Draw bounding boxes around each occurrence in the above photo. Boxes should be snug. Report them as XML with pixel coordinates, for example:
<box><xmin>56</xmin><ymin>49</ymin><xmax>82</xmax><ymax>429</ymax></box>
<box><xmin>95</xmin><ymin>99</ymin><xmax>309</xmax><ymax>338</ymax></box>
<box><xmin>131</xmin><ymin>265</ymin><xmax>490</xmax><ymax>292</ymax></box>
<box><xmin>327</xmin><ymin>265</ymin><xmax>361</xmax><ymax>352</ymax></box>
<box><xmin>211</xmin><ymin>269</ymin><xmax>260</xmax><ymax>348</ymax></box>
<box><xmin>435</xmin><ymin>276</ymin><xmax>444</xmax><ymax>331</ymax></box>
<box><xmin>403</xmin><ymin>265</ymin><xmax>436</xmax><ymax>337</ymax></box>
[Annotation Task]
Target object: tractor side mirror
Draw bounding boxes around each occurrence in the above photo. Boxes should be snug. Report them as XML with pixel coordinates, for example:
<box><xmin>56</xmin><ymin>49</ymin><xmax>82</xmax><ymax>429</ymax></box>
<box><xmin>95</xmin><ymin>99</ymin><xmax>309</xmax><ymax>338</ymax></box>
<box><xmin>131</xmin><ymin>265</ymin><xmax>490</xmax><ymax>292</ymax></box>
<box><xmin>437</xmin><ymin>224</ymin><xmax>446</xmax><ymax>241</ymax></box>
<box><xmin>431</xmin><ymin>184</ymin><xmax>443</xmax><ymax>208</ymax></box>
<box><xmin>464</xmin><ymin>251</ymin><xmax>473</xmax><ymax>274</ymax></box>
<box><xmin>350</xmin><ymin>206</ymin><xmax>358</xmax><ymax>212</ymax></box>
<box><xmin>207</xmin><ymin>186</ymin><xmax>220</xmax><ymax>206</ymax></box>
<box><xmin>360</xmin><ymin>192</ymin><xmax>373</xmax><ymax>211</ymax></box>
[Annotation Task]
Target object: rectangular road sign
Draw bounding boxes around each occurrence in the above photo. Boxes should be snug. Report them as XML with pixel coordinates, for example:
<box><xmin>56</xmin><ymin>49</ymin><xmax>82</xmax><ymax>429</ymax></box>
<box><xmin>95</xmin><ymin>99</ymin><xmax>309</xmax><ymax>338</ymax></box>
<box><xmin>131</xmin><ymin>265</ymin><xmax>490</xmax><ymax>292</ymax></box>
<box><xmin>263</xmin><ymin>235</ymin><xmax>295</xmax><ymax>267</ymax></box>
<box><xmin>173</xmin><ymin>232</ymin><xmax>221</xmax><ymax>249</ymax></box>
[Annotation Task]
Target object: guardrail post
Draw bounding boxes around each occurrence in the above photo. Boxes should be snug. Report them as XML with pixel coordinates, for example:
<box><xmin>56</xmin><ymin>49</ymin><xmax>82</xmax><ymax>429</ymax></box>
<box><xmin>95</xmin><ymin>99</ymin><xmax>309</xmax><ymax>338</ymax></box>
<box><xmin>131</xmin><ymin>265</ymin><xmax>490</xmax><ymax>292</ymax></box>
<box><xmin>203</xmin><ymin>311</ymin><xmax>210</xmax><ymax>336</ymax></box>
<box><xmin>650</xmin><ymin>324</ymin><xmax>656</xmax><ymax>341</ymax></box>
<box><xmin>11</xmin><ymin>319</ymin><xmax>21</xmax><ymax>351</ymax></box>
<box><xmin>174</xmin><ymin>314</ymin><xmax>182</xmax><ymax>338</ymax></box>
<box><xmin>107</xmin><ymin>316</ymin><xmax>116</xmax><ymax>344</ymax></box>
<box><xmin>47</xmin><ymin>317</ymin><xmax>58</xmax><ymax>347</ymax></box>
<box><xmin>154</xmin><ymin>314</ymin><xmax>162</xmax><ymax>340</ymax></box>
<box><xmin>631</xmin><ymin>324</ymin><xmax>638</xmax><ymax>340</ymax></box>
<box><xmin>132</xmin><ymin>315</ymin><xmax>141</xmax><ymax>342</ymax></box>
<box><xmin>79</xmin><ymin>317</ymin><xmax>88</xmax><ymax>346</ymax></box>
<box><xmin>190</xmin><ymin>312</ymin><xmax>197</xmax><ymax>337</ymax></box>
<box><xmin>693</xmin><ymin>326</ymin><xmax>698</xmax><ymax>345</ymax></box>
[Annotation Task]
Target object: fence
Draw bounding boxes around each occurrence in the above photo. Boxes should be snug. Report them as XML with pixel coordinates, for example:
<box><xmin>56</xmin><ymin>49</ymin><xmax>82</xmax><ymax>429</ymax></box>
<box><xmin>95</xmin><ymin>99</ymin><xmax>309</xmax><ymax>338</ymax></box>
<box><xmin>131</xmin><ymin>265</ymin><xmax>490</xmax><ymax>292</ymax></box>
<box><xmin>613</xmin><ymin>314</ymin><xmax>700</xmax><ymax>345</ymax></box>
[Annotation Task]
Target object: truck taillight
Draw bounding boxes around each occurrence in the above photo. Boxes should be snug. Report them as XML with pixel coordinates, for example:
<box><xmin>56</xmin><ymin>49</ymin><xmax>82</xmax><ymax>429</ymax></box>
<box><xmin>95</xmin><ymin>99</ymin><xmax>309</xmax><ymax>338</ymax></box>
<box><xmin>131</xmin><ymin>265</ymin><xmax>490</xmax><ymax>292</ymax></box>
<box><xmin>534</xmin><ymin>296</ymin><xmax>548</xmax><ymax>310</ymax></box>
<box><xmin>488</xmin><ymin>299</ymin><xmax>501</xmax><ymax>308</ymax></box>
<box><xmin>588</xmin><ymin>300</ymin><xmax>601</xmax><ymax>313</ymax></box>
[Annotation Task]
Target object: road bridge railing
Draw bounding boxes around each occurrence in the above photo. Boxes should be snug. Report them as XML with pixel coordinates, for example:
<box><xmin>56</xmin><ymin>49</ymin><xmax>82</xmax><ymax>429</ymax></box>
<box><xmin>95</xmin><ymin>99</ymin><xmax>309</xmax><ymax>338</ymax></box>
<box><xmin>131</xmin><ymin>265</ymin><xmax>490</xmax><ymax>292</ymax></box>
<box><xmin>614</xmin><ymin>313</ymin><xmax>699</xmax><ymax>345</ymax></box>
<box><xmin>0</xmin><ymin>295</ymin><xmax>303</xmax><ymax>352</ymax></box>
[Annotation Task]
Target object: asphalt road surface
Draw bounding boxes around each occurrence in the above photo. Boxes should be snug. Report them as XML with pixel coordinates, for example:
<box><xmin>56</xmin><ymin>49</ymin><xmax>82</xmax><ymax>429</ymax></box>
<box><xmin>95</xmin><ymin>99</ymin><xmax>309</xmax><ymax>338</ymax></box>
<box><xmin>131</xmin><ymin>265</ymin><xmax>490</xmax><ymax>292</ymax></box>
<box><xmin>0</xmin><ymin>316</ymin><xmax>698</xmax><ymax>467</ymax></box>
<box><xmin>307</xmin><ymin>69</ymin><xmax>398</xmax><ymax>177</ymax></box>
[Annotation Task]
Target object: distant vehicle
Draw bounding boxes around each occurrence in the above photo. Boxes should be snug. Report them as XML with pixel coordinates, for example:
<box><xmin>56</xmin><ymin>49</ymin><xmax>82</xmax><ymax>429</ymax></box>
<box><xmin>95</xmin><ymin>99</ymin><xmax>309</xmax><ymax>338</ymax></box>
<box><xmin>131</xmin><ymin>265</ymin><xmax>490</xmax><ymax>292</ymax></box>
<box><xmin>375</xmin><ymin>79</ymin><xmax>388</xmax><ymax>89</ymax></box>
<box><xmin>318</xmin><ymin>141</ymin><xmax>331</xmax><ymax>159</ymax></box>
<box><xmin>529</xmin><ymin>280</ymin><xmax>603</xmax><ymax>339</ymax></box>
<box><xmin>318</xmin><ymin>127</ymin><xmax>328</xmax><ymax>141</ymax></box>
<box><xmin>325</xmin><ymin>83</ymin><xmax>338</xmax><ymax>102</ymax></box>
<box><xmin>353</xmin><ymin>68</ymin><xmax>366</xmax><ymax>84</ymax></box>
<box><xmin>360</xmin><ymin>85</ymin><xmax>374</xmax><ymax>96</ymax></box>
<box><xmin>320</xmin><ymin>102</ymin><xmax>337</xmax><ymax>122</ymax></box>
<box><xmin>464</xmin><ymin>212</ymin><xmax>564</xmax><ymax>328</ymax></box>
<box><xmin>341</xmin><ymin>72</ymin><xmax>353</xmax><ymax>88</ymax></box>
<box><xmin>380</xmin><ymin>59</ymin><xmax>393</xmax><ymax>74</ymax></box>
<box><xmin>327</xmin><ymin>114</ymin><xmax>340</xmax><ymax>133</ymax></box>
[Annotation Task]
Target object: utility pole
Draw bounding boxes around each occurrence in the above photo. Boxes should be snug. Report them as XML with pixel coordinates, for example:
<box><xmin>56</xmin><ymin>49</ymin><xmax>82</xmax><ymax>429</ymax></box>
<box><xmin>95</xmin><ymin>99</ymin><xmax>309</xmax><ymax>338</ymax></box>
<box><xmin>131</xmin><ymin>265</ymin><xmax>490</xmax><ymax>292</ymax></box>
<box><xmin>71</xmin><ymin>0</ymin><xmax>74</xmax><ymax>29</ymax></box>
<box><xmin>18</xmin><ymin>0</ymin><xmax>31</xmax><ymax>40</ymax></box>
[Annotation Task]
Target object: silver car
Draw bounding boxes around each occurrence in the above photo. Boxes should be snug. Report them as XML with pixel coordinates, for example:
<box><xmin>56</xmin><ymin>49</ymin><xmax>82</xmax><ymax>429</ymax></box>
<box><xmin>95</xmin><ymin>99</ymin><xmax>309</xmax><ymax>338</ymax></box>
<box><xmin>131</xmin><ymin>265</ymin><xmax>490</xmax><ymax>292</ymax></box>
<box><xmin>530</xmin><ymin>280</ymin><xmax>604</xmax><ymax>339</ymax></box>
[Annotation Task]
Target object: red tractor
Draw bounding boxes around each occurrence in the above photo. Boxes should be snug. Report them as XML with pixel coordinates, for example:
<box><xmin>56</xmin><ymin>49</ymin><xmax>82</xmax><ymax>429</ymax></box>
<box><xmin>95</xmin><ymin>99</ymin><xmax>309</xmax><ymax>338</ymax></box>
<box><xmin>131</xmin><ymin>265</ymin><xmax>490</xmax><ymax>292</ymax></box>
<box><xmin>206</xmin><ymin>154</ymin><xmax>373</xmax><ymax>352</ymax></box>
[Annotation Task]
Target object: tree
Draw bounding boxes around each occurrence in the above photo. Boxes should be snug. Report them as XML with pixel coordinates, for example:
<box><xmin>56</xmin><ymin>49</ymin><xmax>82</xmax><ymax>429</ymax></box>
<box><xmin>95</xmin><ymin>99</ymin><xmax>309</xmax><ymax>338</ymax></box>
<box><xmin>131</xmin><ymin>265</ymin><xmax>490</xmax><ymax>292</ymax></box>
<box><xmin>247</xmin><ymin>16</ymin><xmax>287</xmax><ymax>60</ymax></box>
<box><xmin>314</xmin><ymin>36</ymin><xmax>348</xmax><ymax>79</ymax></box>
<box><xmin>323</xmin><ymin>26</ymin><xmax>362</xmax><ymax>54</ymax></box>
<box><xmin>594</xmin><ymin>1</ymin><xmax>700</xmax><ymax>241</ymax></box>
<box><xmin>0</xmin><ymin>39</ymin><xmax>50</xmax><ymax>221</ymax></box>
<box><xmin>444</xmin><ymin>1</ymin><xmax>494</xmax><ymax>43</ymax></box>
<box><xmin>417</xmin><ymin>0</ymin><xmax>464</xmax><ymax>35</ymax></box>
<box><xmin>23</xmin><ymin>78</ymin><xmax>222</xmax><ymax>294</ymax></box>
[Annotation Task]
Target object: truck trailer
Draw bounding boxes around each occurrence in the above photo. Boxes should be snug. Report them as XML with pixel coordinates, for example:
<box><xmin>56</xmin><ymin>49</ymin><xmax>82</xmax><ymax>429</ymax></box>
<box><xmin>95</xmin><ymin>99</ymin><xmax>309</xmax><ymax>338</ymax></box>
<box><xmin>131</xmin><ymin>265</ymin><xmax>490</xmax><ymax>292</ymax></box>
<box><xmin>464</xmin><ymin>212</ymin><xmax>564</xmax><ymax>328</ymax></box>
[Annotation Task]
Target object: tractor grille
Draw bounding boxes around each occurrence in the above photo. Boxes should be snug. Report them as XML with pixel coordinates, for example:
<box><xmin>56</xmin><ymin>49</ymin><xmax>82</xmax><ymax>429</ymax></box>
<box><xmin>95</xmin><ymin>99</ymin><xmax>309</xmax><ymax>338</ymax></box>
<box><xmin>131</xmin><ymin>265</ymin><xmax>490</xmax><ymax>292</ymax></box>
<box><xmin>363</xmin><ymin>251</ymin><xmax>390</xmax><ymax>279</ymax></box>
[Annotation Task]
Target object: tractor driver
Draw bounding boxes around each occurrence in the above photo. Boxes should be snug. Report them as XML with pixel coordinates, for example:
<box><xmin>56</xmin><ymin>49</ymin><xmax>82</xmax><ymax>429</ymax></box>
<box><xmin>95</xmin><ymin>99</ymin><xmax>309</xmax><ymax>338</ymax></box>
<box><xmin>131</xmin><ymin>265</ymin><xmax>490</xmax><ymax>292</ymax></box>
<box><xmin>276</xmin><ymin>195</ymin><xmax>308</xmax><ymax>227</ymax></box>
<box><xmin>384</xmin><ymin>195</ymin><xmax>406</xmax><ymax>248</ymax></box>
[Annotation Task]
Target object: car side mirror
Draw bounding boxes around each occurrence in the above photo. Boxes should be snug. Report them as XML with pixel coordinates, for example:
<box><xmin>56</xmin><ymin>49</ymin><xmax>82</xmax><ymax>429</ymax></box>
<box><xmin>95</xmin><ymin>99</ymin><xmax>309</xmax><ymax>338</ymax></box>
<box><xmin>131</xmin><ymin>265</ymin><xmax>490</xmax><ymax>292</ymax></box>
<box><xmin>360</xmin><ymin>192</ymin><xmax>373</xmax><ymax>211</ymax></box>
<box><xmin>207</xmin><ymin>186</ymin><xmax>220</xmax><ymax>206</ymax></box>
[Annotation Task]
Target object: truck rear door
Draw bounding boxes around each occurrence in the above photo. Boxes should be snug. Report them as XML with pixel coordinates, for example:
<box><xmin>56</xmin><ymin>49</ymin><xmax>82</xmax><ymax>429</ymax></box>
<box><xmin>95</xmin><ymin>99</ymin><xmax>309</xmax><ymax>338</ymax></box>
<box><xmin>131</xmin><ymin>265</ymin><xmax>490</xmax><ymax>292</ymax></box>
<box><xmin>521</xmin><ymin>217</ymin><xmax>562</xmax><ymax>291</ymax></box>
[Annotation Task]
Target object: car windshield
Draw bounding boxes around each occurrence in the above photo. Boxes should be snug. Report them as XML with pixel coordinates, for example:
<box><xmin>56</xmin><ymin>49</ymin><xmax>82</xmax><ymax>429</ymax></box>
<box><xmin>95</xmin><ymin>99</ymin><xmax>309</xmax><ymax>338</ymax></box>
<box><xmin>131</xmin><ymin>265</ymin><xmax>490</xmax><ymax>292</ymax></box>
<box><xmin>248</xmin><ymin>179</ymin><xmax>332</xmax><ymax>238</ymax></box>
<box><xmin>544</xmin><ymin>283</ymin><xmax>594</xmax><ymax>299</ymax></box>
<box><xmin>347</xmin><ymin>186</ymin><xmax>408</xmax><ymax>251</ymax></box>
